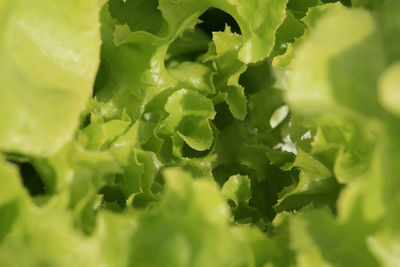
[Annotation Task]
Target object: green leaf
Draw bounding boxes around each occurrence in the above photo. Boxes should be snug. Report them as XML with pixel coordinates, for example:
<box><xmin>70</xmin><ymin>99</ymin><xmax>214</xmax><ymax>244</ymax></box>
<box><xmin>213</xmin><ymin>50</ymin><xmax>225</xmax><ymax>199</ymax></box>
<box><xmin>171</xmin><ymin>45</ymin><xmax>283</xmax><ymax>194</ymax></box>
<box><xmin>0</xmin><ymin>157</ymin><xmax>26</xmax><ymax>242</ymax></box>
<box><xmin>379</xmin><ymin>62</ymin><xmax>400</xmax><ymax>116</ymax></box>
<box><xmin>210</xmin><ymin>26</ymin><xmax>248</xmax><ymax>120</ymax></box>
<box><xmin>78</xmin><ymin>119</ymin><xmax>130</xmax><ymax>151</ymax></box>
<box><xmin>0</xmin><ymin>157</ymin><xmax>26</xmax><ymax>205</ymax></box>
<box><xmin>290</xmin><ymin>208</ymin><xmax>379</xmax><ymax>267</ymax></box>
<box><xmin>273</xmin><ymin>10</ymin><xmax>305</xmax><ymax>56</ymax></box>
<box><xmin>222</xmin><ymin>174</ymin><xmax>251</xmax><ymax>205</ymax></box>
<box><xmin>0</xmin><ymin>196</ymin><xmax>102</xmax><ymax>267</ymax></box>
<box><xmin>109</xmin><ymin>0</ymin><xmax>163</xmax><ymax>34</ymax></box>
<box><xmin>287</xmin><ymin>0</ymin><xmax>320</xmax><ymax>18</ymax></box>
<box><xmin>126</xmin><ymin>168</ymin><xmax>281</xmax><ymax>267</ymax></box>
<box><xmin>167</xmin><ymin>28</ymin><xmax>210</xmax><ymax>60</ymax></box>
<box><xmin>95</xmin><ymin>211</ymin><xmax>136</xmax><ymax>267</ymax></box>
<box><xmin>222</xmin><ymin>0</ymin><xmax>288</xmax><ymax>64</ymax></box>
<box><xmin>161</xmin><ymin>89</ymin><xmax>216</xmax><ymax>151</ymax></box>
<box><xmin>168</xmin><ymin>61</ymin><xmax>216</xmax><ymax>94</ymax></box>
<box><xmin>2</xmin><ymin>0</ymin><xmax>400</xmax><ymax>265</ymax></box>
<box><xmin>368</xmin><ymin>228</ymin><xmax>400</xmax><ymax>267</ymax></box>
<box><xmin>276</xmin><ymin>148</ymin><xmax>339</xmax><ymax>212</ymax></box>
<box><xmin>377</xmin><ymin>0</ymin><xmax>400</xmax><ymax>64</ymax></box>
<box><xmin>0</xmin><ymin>0</ymin><xmax>101</xmax><ymax>156</ymax></box>
<box><xmin>352</xmin><ymin>0</ymin><xmax>384</xmax><ymax>9</ymax></box>
<box><xmin>336</xmin><ymin>143</ymin><xmax>385</xmax><ymax>223</ymax></box>
<box><xmin>287</xmin><ymin>5</ymin><xmax>385</xmax><ymax>118</ymax></box>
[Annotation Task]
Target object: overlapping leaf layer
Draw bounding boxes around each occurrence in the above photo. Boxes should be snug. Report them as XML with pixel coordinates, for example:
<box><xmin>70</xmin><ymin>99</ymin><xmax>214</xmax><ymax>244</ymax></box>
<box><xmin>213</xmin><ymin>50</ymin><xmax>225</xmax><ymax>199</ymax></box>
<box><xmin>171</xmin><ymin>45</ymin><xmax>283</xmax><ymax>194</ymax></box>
<box><xmin>1</xmin><ymin>0</ymin><xmax>400</xmax><ymax>266</ymax></box>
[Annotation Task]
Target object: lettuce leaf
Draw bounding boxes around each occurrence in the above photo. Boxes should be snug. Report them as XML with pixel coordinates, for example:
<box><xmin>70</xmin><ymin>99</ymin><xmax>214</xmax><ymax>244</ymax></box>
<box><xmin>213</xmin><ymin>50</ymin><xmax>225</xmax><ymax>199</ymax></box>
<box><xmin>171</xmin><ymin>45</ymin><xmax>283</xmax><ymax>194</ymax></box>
<box><xmin>0</xmin><ymin>0</ymin><xmax>102</xmax><ymax>156</ymax></box>
<box><xmin>1</xmin><ymin>0</ymin><xmax>400</xmax><ymax>266</ymax></box>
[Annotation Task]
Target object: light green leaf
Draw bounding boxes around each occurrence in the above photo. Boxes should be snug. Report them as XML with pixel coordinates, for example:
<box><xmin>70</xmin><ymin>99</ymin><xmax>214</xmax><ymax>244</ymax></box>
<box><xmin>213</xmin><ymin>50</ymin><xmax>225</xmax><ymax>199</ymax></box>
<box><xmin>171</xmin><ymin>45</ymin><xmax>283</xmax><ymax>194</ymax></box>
<box><xmin>368</xmin><ymin>230</ymin><xmax>400</xmax><ymax>267</ymax></box>
<box><xmin>0</xmin><ymin>196</ymin><xmax>102</xmax><ymax>267</ymax></box>
<box><xmin>95</xmin><ymin>211</ymin><xmax>137</xmax><ymax>267</ymax></box>
<box><xmin>379</xmin><ymin>62</ymin><xmax>400</xmax><ymax>116</ymax></box>
<box><xmin>161</xmin><ymin>89</ymin><xmax>216</xmax><ymax>151</ymax></box>
<box><xmin>276</xmin><ymin>148</ymin><xmax>338</xmax><ymax>212</ymax></box>
<box><xmin>287</xmin><ymin>4</ymin><xmax>385</xmax><ymax>117</ymax></box>
<box><xmin>222</xmin><ymin>174</ymin><xmax>251</xmax><ymax>205</ymax></box>
<box><xmin>0</xmin><ymin>0</ymin><xmax>101</xmax><ymax>156</ymax></box>
<box><xmin>168</xmin><ymin>61</ymin><xmax>216</xmax><ymax>94</ymax></box>
<box><xmin>290</xmin><ymin>208</ymin><xmax>379</xmax><ymax>267</ymax></box>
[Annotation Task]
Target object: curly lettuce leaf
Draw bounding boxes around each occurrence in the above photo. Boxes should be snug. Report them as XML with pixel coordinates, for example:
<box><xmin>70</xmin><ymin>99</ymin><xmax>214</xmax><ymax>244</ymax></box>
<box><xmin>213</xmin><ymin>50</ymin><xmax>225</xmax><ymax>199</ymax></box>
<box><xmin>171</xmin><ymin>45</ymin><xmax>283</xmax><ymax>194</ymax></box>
<box><xmin>0</xmin><ymin>0</ymin><xmax>102</xmax><ymax>156</ymax></box>
<box><xmin>287</xmin><ymin>5</ymin><xmax>385</xmax><ymax>118</ymax></box>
